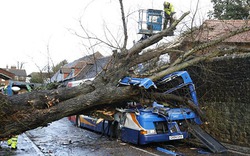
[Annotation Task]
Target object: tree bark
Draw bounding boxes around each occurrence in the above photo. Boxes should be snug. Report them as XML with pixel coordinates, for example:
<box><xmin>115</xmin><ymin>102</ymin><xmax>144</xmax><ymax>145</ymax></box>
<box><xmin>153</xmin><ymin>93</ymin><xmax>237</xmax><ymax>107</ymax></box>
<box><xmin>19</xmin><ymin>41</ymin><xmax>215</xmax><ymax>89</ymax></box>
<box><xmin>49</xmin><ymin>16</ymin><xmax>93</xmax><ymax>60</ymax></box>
<box><xmin>1</xmin><ymin>4</ymin><xmax>250</xmax><ymax>140</ymax></box>
<box><xmin>0</xmin><ymin>84</ymin><xmax>138</xmax><ymax>138</ymax></box>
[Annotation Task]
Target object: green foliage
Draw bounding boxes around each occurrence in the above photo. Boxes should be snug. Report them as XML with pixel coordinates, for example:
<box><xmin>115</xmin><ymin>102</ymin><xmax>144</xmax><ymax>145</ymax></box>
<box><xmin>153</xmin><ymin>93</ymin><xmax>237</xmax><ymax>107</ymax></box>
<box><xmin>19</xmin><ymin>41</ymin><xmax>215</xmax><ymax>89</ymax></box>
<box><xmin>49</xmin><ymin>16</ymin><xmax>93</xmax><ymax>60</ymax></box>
<box><xmin>30</xmin><ymin>59</ymin><xmax>68</xmax><ymax>84</ymax></box>
<box><xmin>32</xmin><ymin>82</ymin><xmax>61</xmax><ymax>90</ymax></box>
<box><xmin>209</xmin><ymin>0</ymin><xmax>249</xmax><ymax>19</ymax></box>
<box><xmin>30</xmin><ymin>72</ymin><xmax>44</xmax><ymax>83</ymax></box>
<box><xmin>52</xmin><ymin>59</ymin><xmax>68</xmax><ymax>74</ymax></box>
<box><xmin>44</xmin><ymin>82</ymin><xmax>60</xmax><ymax>90</ymax></box>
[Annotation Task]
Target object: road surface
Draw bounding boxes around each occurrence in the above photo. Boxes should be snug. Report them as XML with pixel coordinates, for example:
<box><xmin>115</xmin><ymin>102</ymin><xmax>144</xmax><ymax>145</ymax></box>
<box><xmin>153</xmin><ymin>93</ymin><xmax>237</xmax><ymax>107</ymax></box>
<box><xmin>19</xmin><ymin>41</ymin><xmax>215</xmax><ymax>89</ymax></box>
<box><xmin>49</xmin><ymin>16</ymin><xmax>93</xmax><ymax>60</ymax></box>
<box><xmin>1</xmin><ymin>118</ymin><xmax>249</xmax><ymax>156</ymax></box>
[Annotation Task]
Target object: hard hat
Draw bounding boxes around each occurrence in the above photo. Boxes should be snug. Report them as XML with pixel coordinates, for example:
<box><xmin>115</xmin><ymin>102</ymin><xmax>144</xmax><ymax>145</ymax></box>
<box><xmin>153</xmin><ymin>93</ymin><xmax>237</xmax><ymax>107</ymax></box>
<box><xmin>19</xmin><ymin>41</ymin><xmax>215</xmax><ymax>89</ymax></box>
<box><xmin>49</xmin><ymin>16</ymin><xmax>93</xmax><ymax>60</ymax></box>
<box><xmin>164</xmin><ymin>1</ymin><xmax>170</xmax><ymax>6</ymax></box>
<box><xmin>11</xmin><ymin>86</ymin><xmax>20</xmax><ymax>92</ymax></box>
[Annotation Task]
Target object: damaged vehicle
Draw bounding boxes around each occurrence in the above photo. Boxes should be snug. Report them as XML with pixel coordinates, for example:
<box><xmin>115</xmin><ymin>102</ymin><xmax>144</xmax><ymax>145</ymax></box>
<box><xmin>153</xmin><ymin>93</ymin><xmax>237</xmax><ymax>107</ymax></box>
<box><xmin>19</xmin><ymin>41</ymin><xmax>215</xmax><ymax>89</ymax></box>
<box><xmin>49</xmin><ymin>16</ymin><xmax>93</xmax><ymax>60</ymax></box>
<box><xmin>68</xmin><ymin>71</ymin><xmax>227</xmax><ymax>153</ymax></box>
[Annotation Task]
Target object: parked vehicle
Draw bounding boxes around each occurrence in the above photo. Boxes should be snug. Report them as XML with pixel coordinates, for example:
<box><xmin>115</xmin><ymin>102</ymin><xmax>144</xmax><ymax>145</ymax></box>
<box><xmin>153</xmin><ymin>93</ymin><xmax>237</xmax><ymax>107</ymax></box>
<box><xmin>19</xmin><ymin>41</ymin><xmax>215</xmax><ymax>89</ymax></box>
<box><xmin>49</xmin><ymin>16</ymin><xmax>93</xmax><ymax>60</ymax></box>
<box><xmin>3</xmin><ymin>80</ymin><xmax>33</xmax><ymax>96</ymax></box>
<box><xmin>66</xmin><ymin>78</ymin><xmax>95</xmax><ymax>87</ymax></box>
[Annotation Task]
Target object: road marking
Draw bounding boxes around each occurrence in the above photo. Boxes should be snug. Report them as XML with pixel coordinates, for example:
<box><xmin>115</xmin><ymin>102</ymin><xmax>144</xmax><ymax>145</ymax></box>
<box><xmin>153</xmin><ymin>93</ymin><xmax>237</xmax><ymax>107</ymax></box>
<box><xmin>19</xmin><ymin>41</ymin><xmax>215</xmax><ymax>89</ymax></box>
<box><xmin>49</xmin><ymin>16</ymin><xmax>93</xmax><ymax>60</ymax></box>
<box><xmin>130</xmin><ymin>145</ymin><xmax>160</xmax><ymax>156</ymax></box>
<box><xmin>228</xmin><ymin>149</ymin><xmax>250</xmax><ymax>156</ymax></box>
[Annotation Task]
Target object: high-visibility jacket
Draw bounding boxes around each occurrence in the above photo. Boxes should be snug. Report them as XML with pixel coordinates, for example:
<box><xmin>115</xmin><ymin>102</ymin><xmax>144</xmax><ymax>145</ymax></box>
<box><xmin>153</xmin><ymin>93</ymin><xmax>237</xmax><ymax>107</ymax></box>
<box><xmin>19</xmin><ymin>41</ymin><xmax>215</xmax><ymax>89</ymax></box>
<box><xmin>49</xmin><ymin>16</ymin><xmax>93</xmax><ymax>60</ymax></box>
<box><xmin>164</xmin><ymin>2</ymin><xmax>174</xmax><ymax>16</ymax></box>
<box><xmin>7</xmin><ymin>135</ymin><xmax>18</xmax><ymax>149</ymax></box>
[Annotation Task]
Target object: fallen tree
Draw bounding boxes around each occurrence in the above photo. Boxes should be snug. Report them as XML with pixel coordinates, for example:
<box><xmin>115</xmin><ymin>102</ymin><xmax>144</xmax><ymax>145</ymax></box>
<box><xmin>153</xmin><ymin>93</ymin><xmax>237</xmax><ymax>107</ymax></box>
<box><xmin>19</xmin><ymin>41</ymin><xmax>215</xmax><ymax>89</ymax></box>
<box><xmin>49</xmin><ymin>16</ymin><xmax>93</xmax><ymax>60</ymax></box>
<box><xmin>1</xmin><ymin>0</ymin><xmax>250</xmax><ymax>140</ymax></box>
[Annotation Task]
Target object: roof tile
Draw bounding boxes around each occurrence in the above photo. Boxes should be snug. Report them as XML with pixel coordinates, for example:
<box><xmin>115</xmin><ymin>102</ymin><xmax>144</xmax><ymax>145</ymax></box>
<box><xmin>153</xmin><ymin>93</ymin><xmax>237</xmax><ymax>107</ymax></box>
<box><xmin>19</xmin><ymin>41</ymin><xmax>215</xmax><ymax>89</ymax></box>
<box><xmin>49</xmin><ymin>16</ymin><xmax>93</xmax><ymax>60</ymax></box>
<box><xmin>190</xmin><ymin>20</ymin><xmax>250</xmax><ymax>43</ymax></box>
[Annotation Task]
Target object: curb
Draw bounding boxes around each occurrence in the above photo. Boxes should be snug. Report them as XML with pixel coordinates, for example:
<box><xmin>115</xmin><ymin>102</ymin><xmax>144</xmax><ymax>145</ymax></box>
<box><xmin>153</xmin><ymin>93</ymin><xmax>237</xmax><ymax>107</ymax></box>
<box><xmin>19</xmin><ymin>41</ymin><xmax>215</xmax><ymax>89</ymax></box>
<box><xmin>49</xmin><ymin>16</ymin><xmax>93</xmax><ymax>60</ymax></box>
<box><xmin>23</xmin><ymin>132</ymin><xmax>44</xmax><ymax>156</ymax></box>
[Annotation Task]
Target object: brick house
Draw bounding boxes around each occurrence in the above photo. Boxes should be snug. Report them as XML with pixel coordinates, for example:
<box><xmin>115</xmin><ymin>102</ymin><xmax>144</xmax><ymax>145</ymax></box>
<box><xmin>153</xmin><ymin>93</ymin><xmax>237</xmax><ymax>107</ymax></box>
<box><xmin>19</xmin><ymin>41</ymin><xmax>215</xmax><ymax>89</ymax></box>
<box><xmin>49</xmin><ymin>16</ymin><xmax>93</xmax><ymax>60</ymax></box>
<box><xmin>171</xmin><ymin>20</ymin><xmax>250</xmax><ymax>62</ymax></box>
<box><xmin>51</xmin><ymin>52</ymin><xmax>109</xmax><ymax>83</ymax></box>
<box><xmin>0</xmin><ymin>68</ymin><xmax>15</xmax><ymax>86</ymax></box>
<box><xmin>185</xmin><ymin>20</ymin><xmax>250</xmax><ymax>48</ymax></box>
<box><xmin>0</xmin><ymin>66</ymin><xmax>27</xmax><ymax>86</ymax></box>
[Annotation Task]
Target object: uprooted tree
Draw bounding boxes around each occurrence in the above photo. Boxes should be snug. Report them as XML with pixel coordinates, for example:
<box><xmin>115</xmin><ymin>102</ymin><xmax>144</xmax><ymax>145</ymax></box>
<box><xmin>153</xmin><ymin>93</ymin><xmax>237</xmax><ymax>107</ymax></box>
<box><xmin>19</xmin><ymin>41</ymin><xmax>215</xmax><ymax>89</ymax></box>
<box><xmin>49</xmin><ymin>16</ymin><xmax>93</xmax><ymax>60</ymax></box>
<box><xmin>1</xmin><ymin>0</ymin><xmax>250</xmax><ymax>140</ymax></box>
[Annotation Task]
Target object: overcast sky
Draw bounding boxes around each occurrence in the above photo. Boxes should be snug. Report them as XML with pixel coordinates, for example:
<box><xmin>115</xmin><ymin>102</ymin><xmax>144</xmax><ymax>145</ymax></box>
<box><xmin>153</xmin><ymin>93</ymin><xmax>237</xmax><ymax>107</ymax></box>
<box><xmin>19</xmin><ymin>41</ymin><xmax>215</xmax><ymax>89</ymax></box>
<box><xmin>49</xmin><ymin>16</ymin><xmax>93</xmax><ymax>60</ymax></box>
<box><xmin>0</xmin><ymin>0</ymin><xmax>212</xmax><ymax>74</ymax></box>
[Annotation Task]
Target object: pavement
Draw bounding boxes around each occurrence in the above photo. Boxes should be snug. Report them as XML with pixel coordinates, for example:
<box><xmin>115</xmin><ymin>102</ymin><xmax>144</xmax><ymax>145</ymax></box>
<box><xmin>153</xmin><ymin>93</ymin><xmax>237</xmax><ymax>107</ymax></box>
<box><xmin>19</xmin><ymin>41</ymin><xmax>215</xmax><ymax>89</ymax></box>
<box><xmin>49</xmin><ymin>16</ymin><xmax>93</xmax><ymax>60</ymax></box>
<box><xmin>0</xmin><ymin>132</ymin><xmax>44</xmax><ymax>156</ymax></box>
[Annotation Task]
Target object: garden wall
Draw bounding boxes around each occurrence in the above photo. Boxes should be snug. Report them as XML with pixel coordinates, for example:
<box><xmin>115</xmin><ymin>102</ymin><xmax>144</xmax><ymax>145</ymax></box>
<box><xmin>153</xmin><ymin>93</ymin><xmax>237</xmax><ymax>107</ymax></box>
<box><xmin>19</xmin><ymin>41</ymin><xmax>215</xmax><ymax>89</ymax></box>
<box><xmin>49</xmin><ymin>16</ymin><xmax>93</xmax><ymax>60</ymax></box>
<box><xmin>187</xmin><ymin>56</ymin><xmax>250</xmax><ymax>147</ymax></box>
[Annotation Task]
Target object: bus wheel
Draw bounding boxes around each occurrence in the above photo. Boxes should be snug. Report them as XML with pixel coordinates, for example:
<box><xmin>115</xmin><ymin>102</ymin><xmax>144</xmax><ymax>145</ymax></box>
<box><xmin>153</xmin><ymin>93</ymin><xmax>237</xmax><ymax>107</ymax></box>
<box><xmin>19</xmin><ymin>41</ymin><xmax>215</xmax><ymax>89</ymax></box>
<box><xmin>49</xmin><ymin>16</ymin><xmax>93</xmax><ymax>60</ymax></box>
<box><xmin>112</xmin><ymin>121</ymin><xmax>121</xmax><ymax>139</ymax></box>
<box><xmin>76</xmin><ymin>115</ymin><xmax>81</xmax><ymax>127</ymax></box>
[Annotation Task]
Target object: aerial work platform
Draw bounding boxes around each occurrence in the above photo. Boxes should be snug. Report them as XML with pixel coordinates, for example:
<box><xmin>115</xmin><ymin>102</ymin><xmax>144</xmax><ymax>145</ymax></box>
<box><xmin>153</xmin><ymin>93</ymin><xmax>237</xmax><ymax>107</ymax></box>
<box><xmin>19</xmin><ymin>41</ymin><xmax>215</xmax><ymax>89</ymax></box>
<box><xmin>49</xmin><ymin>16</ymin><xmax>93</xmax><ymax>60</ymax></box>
<box><xmin>138</xmin><ymin>9</ymin><xmax>163</xmax><ymax>35</ymax></box>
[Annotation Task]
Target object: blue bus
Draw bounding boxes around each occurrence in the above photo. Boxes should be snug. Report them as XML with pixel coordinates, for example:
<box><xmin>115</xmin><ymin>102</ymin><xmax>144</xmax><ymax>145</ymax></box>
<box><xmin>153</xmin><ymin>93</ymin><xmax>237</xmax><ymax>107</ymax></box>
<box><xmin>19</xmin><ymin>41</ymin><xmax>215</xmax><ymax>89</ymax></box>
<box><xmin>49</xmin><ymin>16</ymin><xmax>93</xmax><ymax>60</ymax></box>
<box><xmin>68</xmin><ymin>71</ymin><xmax>202</xmax><ymax>145</ymax></box>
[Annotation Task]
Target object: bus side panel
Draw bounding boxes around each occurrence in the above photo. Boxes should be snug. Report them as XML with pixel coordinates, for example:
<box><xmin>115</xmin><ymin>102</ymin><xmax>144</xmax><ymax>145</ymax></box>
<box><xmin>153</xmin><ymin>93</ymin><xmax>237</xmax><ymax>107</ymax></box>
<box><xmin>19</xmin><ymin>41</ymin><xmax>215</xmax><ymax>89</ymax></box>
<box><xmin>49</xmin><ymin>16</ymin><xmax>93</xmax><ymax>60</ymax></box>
<box><xmin>121</xmin><ymin>127</ymin><xmax>139</xmax><ymax>144</ymax></box>
<box><xmin>80</xmin><ymin>117</ymin><xmax>111</xmax><ymax>135</ymax></box>
<box><xmin>92</xmin><ymin>121</ymin><xmax>111</xmax><ymax>135</ymax></box>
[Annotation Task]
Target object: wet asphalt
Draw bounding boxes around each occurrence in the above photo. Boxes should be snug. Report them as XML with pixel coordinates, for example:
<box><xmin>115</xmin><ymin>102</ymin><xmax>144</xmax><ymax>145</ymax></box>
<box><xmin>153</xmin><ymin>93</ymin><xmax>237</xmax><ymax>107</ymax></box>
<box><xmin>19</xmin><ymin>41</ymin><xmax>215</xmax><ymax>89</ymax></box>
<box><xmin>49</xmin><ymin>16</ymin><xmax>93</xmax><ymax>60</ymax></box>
<box><xmin>0</xmin><ymin>118</ymin><xmax>162</xmax><ymax>156</ymax></box>
<box><xmin>1</xmin><ymin>118</ymin><xmax>249</xmax><ymax>156</ymax></box>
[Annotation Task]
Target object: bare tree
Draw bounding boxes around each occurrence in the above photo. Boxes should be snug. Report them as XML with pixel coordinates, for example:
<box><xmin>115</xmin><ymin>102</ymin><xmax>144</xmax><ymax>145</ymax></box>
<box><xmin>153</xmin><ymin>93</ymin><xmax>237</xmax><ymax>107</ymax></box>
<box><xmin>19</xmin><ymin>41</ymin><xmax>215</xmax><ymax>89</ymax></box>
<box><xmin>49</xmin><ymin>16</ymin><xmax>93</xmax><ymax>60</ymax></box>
<box><xmin>28</xmin><ymin>42</ymin><xmax>56</xmax><ymax>83</ymax></box>
<box><xmin>0</xmin><ymin>0</ymin><xmax>250</xmax><ymax>140</ymax></box>
<box><xmin>16</xmin><ymin>61</ymin><xmax>26</xmax><ymax>70</ymax></box>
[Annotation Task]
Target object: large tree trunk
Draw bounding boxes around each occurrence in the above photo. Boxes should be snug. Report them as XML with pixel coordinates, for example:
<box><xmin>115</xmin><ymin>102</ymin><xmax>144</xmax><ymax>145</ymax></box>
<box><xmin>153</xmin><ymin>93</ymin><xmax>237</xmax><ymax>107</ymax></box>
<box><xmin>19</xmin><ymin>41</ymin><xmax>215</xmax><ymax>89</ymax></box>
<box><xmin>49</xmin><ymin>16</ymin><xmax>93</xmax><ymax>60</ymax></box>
<box><xmin>0</xmin><ymin>84</ymin><xmax>138</xmax><ymax>138</ymax></box>
<box><xmin>1</xmin><ymin>4</ymin><xmax>250</xmax><ymax>140</ymax></box>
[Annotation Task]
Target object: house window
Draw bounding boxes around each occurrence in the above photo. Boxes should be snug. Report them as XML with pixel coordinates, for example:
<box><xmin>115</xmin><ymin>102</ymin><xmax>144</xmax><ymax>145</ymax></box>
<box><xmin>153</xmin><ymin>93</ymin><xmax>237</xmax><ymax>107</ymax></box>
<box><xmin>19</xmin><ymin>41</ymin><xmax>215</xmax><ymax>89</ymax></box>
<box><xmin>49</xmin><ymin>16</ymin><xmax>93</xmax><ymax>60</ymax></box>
<box><xmin>14</xmin><ymin>76</ymin><xmax>18</xmax><ymax>81</ymax></box>
<box><xmin>20</xmin><ymin>76</ymin><xmax>25</xmax><ymax>81</ymax></box>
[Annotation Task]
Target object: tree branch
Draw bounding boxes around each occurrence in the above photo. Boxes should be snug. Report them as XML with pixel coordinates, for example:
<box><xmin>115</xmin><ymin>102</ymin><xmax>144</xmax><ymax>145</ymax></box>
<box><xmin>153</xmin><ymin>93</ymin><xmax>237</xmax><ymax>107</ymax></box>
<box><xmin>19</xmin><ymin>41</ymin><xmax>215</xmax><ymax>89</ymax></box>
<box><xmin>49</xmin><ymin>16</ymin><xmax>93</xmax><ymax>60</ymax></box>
<box><xmin>119</xmin><ymin>0</ymin><xmax>128</xmax><ymax>51</ymax></box>
<box><xmin>126</xmin><ymin>11</ymin><xmax>190</xmax><ymax>59</ymax></box>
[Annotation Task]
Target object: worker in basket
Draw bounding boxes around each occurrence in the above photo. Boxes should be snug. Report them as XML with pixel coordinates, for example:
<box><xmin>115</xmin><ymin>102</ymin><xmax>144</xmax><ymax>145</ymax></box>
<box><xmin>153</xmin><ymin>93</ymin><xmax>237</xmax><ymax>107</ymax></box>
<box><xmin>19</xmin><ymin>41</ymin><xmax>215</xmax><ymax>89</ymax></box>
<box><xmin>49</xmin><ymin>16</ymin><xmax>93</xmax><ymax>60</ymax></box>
<box><xmin>163</xmin><ymin>1</ymin><xmax>175</xmax><ymax>29</ymax></box>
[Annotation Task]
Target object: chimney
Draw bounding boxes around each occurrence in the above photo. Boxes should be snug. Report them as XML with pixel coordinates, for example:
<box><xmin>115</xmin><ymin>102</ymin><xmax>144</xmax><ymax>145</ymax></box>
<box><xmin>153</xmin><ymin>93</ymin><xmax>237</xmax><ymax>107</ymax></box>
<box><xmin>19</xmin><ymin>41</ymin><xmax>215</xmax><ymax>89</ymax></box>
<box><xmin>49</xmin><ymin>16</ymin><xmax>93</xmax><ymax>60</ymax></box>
<box><xmin>11</xmin><ymin>66</ymin><xmax>16</xmax><ymax>69</ymax></box>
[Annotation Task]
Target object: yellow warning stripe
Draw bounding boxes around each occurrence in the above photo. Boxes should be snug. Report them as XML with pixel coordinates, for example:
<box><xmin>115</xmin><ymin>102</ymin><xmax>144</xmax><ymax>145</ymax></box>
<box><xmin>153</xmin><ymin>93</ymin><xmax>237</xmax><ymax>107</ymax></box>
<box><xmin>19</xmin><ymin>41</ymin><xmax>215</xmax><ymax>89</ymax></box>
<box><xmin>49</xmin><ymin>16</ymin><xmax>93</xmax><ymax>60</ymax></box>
<box><xmin>80</xmin><ymin>116</ymin><xmax>96</xmax><ymax>127</ymax></box>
